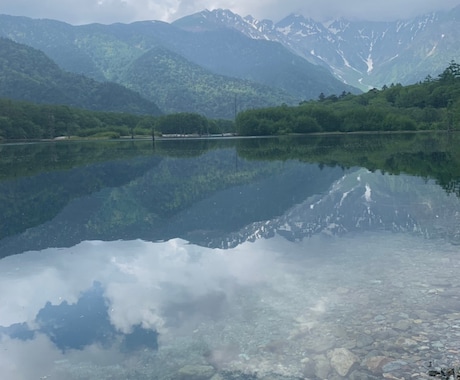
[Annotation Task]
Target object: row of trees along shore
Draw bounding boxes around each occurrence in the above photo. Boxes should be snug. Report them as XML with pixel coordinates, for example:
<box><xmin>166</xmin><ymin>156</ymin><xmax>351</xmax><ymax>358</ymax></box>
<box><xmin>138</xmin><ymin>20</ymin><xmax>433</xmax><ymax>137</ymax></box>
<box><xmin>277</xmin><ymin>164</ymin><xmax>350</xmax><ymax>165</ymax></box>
<box><xmin>236</xmin><ymin>61</ymin><xmax>460</xmax><ymax>135</ymax></box>
<box><xmin>0</xmin><ymin>101</ymin><xmax>233</xmax><ymax>140</ymax></box>
<box><xmin>0</xmin><ymin>62</ymin><xmax>459</xmax><ymax>140</ymax></box>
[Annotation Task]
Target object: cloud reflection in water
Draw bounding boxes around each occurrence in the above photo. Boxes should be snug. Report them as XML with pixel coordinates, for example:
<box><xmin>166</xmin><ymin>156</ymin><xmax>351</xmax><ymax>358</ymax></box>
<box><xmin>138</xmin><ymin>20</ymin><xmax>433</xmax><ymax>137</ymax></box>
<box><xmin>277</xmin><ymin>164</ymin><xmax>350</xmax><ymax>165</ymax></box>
<box><xmin>0</xmin><ymin>237</ymin><xmax>282</xmax><ymax>379</ymax></box>
<box><xmin>1</xmin><ymin>232</ymin><xmax>457</xmax><ymax>380</ymax></box>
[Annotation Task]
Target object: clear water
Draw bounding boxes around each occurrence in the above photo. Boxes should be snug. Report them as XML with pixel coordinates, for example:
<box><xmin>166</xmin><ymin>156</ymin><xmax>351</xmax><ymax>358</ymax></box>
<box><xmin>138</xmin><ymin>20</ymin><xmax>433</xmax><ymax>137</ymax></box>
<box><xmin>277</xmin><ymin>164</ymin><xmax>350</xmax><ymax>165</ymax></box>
<box><xmin>0</xmin><ymin>134</ymin><xmax>459</xmax><ymax>379</ymax></box>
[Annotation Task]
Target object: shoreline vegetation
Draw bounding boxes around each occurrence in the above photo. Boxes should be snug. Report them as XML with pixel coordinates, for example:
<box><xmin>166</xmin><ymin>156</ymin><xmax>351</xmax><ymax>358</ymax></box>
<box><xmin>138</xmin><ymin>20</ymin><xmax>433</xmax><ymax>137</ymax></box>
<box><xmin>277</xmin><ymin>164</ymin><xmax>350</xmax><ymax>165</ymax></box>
<box><xmin>1</xmin><ymin>63</ymin><xmax>459</xmax><ymax>142</ymax></box>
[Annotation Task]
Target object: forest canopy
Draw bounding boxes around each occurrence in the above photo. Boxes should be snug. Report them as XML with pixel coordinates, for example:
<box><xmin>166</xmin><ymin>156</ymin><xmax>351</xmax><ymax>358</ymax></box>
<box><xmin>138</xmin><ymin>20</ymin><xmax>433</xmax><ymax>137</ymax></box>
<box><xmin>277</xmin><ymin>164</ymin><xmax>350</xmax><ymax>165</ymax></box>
<box><xmin>235</xmin><ymin>61</ymin><xmax>460</xmax><ymax>136</ymax></box>
<box><xmin>0</xmin><ymin>100</ymin><xmax>233</xmax><ymax>140</ymax></box>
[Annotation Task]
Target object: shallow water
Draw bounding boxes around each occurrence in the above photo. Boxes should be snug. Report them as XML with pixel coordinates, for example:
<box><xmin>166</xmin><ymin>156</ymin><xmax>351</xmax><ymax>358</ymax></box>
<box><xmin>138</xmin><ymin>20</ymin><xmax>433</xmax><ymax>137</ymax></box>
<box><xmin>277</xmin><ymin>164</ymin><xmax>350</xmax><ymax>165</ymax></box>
<box><xmin>1</xmin><ymin>134</ymin><xmax>459</xmax><ymax>379</ymax></box>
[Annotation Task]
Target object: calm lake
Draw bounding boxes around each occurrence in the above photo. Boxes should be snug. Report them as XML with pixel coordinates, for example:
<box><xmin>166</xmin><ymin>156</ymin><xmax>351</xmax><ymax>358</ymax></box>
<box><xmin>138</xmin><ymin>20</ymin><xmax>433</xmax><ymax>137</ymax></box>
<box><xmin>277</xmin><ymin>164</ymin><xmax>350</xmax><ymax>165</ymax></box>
<box><xmin>1</xmin><ymin>133</ymin><xmax>460</xmax><ymax>380</ymax></box>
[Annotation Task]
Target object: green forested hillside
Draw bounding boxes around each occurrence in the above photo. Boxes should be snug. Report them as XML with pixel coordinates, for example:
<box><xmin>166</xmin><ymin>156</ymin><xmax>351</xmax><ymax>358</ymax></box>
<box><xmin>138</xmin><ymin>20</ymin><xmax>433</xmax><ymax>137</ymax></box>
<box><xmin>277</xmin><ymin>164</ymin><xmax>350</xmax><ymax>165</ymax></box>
<box><xmin>122</xmin><ymin>46</ymin><xmax>297</xmax><ymax>119</ymax></box>
<box><xmin>0</xmin><ymin>38</ymin><xmax>162</xmax><ymax>115</ymax></box>
<box><xmin>1</xmin><ymin>63</ymin><xmax>459</xmax><ymax>140</ymax></box>
<box><xmin>236</xmin><ymin>62</ymin><xmax>460</xmax><ymax>135</ymax></box>
<box><xmin>0</xmin><ymin>15</ymin><xmax>357</xmax><ymax>118</ymax></box>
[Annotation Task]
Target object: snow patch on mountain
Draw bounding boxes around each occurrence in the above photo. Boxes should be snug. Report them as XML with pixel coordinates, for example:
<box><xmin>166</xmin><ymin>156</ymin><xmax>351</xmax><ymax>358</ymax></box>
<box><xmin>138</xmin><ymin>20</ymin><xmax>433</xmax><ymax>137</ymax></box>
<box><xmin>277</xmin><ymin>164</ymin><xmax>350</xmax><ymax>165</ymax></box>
<box><xmin>427</xmin><ymin>43</ymin><xmax>438</xmax><ymax>57</ymax></box>
<box><xmin>177</xmin><ymin>6</ymin><xmax>460</xmax><ymax>90</ymax></box>
<box><xmin>366</xmin><ymin>55</ymin><xmax>374</xmax><ymax>73</ymax></box>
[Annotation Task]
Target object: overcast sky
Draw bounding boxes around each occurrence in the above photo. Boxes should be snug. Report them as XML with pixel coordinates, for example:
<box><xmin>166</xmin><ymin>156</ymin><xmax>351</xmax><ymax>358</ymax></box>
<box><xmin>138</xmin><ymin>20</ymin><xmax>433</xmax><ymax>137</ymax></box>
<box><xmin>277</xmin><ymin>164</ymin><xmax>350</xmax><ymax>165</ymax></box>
<box><xmin>0</xmin><ymin>0</ymin><xmax>459</xmax><ymax>25</ymax></box>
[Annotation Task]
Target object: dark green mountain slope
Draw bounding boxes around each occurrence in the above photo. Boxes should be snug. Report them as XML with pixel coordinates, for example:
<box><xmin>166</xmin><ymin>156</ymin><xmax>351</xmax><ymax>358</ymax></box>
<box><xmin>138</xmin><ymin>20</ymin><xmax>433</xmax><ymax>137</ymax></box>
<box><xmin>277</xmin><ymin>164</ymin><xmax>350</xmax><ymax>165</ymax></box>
<box><xmin>0</xmin><ymin>37</ymin><xmax>162</xmax><ymax>115</ymax></box>
<box><xmin>122</xmin><ymin>45</ymin><xmax>297</xmax><ymax>119</ymax></box>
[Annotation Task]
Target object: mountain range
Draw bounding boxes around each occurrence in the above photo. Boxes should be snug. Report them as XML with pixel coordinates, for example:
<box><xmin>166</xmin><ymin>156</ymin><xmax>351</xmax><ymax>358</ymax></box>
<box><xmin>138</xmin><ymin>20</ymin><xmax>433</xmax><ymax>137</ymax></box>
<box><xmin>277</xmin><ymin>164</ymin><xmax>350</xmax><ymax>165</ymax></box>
<box><xmin>0</xmin><ymin>13</ymin><xmax>356</xmax><ymax>118</ymax></box>
<box><xmin>174</xmin><ymin>6</ymin><xmax>460</xmax><ymax>90</ymax></box>
<box><xmin>0</xmin><ymin>5</ymin><xmax>458</xmax><ymax>118</ymax></box>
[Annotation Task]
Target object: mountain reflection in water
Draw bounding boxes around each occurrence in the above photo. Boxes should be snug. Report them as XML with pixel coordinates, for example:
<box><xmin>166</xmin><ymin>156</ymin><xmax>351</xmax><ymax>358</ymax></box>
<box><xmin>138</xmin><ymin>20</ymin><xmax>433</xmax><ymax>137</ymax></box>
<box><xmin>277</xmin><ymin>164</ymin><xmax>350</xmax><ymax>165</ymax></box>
<box><xmin>0</xmin><ymin>134</ymin><xmax>460</xmax><ymax>380</ymax></box>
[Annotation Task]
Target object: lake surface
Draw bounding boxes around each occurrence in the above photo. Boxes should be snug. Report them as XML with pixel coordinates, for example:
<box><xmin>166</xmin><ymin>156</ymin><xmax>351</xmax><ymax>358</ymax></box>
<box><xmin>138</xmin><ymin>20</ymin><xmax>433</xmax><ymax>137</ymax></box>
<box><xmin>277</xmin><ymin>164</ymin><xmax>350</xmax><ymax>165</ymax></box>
<box><xmin>1</xmin><ymin>133</ymin><xmax>460</xmax><ymax>380</ymax></box>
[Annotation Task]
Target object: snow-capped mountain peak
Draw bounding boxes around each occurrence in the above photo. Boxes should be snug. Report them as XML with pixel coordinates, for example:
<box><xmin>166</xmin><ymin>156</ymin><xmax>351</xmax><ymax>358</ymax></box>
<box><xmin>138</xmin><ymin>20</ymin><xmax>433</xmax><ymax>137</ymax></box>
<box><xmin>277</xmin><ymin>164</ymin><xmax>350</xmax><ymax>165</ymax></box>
<box><xmin>174</xmin><ymin>6</ymin><xmax>460</xmax><ymax>90</ymax></box>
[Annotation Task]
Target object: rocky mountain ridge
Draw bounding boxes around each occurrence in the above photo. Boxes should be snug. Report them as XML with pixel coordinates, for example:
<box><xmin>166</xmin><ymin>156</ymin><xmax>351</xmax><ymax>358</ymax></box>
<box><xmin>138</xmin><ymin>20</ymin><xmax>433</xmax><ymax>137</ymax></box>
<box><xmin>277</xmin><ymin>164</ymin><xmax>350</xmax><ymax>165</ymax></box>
<box><xmin>174</xmin><ymin>6</ymin><xmax>460</xmax><ymax>90</ymax></box>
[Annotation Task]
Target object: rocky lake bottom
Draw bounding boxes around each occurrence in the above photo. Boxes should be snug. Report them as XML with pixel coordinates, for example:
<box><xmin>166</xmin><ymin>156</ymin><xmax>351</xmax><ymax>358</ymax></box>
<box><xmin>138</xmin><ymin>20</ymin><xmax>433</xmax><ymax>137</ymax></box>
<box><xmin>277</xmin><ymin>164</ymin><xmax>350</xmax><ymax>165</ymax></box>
<box><xmin>32</xmin><ymin>232</ymin><xmax>460</xmax><ymax>380</ymax></box>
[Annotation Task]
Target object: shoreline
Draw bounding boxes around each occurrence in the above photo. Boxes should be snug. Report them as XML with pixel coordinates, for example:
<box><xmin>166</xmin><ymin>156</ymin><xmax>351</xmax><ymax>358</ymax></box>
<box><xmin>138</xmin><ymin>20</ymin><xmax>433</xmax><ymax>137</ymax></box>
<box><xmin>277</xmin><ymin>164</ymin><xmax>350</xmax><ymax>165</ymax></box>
<box><xmin>0</xmin><ymin>129</ymin><xmax>456</xmax><ymax>145</ymax></box>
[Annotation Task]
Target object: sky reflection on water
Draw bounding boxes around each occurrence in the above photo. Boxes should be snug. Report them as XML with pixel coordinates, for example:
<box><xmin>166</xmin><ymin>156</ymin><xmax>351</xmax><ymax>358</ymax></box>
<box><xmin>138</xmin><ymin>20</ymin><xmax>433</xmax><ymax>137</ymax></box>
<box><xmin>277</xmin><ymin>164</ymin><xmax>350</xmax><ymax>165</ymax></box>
<box><xmin>1</xmin><ymin>232</ymin><xmax>460</xmax><ymax>379</ymax></box>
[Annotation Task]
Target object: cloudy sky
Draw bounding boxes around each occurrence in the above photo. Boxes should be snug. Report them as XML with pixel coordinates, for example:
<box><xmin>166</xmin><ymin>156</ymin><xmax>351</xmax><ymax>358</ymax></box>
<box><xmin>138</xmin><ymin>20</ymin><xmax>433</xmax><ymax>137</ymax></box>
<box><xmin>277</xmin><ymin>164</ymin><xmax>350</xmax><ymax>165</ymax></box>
<box><xmin>0</xmin><ymin>0</ymin><xmax>459</xmax><ymax>25</ymax></box>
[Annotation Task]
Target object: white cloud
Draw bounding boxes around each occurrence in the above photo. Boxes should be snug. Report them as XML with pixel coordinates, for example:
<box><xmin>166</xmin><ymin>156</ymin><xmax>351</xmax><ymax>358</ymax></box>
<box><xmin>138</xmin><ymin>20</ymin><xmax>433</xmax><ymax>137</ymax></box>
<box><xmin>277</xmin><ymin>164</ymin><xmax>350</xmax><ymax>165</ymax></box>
<box><xmin>0</xmin><ymin>238</ymin><xmax>280</xmax><ymax>333</ymax></box>
<box><xmin>0</xmin><ymin>0</ymin><xmax>458</xmax><ymax>24</ymax></box>
<box><xmin>0</xmin><ymin>334</ymin><xmax>62</xmax><ymax>380</ymax></box>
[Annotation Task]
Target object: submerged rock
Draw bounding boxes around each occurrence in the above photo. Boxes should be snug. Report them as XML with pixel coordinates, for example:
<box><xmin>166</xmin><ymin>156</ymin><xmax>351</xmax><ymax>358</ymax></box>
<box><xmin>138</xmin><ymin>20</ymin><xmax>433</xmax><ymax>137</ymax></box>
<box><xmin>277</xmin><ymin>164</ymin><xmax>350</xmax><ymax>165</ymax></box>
<box><xmin>328</xmin><ymin>347</ymin><xmax>359</xmax><ymax>376</ymax></box>
<box><xmin>395</xmin><ymin>337</ymin><xmax>417</xmax><ymax>348</ymax></box>
<box><xmin>381</xmin><ymin>360</ymin><xmax>408</xmax><ymax>373</ymax></box>
<box><xmin>363</xmin><ymin>355</ymin><xmax>390</xmax><ymax>373</ymax></box>
<box><xmin>393</xmin><ymin>319</ymin><xmax>412</xmax><ymax>331</ymax></box>
<box><xmin>314</xmin><ymin>354</ymin><xmax>331</xmax><ymax>379</ymax></box>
